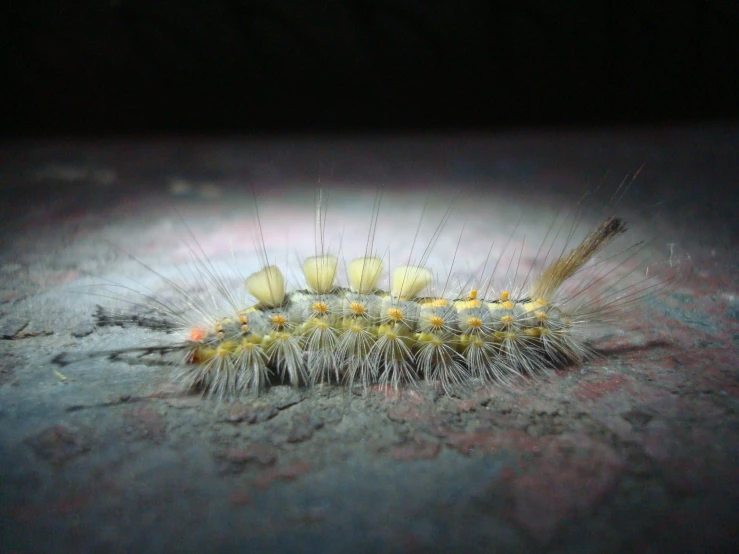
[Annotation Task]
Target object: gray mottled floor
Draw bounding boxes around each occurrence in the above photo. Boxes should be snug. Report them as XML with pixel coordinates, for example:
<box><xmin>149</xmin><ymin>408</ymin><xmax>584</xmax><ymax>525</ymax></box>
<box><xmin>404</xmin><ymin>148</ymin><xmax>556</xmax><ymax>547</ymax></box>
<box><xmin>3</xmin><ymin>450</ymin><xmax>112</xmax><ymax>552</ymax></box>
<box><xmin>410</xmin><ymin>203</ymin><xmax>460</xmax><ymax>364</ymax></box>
<box><xmin>1</xmin><ymin>129</ymin><xmax>738</xmax><ymax>553</ymax></box>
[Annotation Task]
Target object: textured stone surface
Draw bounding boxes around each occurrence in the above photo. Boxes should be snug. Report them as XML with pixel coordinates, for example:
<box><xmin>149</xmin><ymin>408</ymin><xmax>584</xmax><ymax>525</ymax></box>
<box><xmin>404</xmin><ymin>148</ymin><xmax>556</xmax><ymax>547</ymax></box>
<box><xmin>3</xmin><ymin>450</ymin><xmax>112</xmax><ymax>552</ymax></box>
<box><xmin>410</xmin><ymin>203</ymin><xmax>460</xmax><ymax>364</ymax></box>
<box><xmin>1</xmin><ymin>132</ymin><xmax>737</xmax><ymax>553</ymax></box>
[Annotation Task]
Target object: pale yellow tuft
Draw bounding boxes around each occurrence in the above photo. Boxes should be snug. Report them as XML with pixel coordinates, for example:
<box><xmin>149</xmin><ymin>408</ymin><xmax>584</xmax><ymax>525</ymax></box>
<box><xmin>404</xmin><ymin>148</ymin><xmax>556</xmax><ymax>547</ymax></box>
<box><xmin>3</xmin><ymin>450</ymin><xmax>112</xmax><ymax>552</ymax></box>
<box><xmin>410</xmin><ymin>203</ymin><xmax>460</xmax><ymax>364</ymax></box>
<box><xmin>302</xmin><ymin>255</ymin><xmax>338</xmax><ymax>294</ymax></box>
<box><xmin>245</xmin><ymin>265</ymin><xmax>285</xmax><ymax>308</ymax></box>
<box><xmin>348</xmin><ymin>257</ymin><xmax>384</xmax><ymax>294</ymax></box>
<box><xmin>391</xmin><ymin>265</ymin><xmax>432</xmax><ymax>299</ymax></box>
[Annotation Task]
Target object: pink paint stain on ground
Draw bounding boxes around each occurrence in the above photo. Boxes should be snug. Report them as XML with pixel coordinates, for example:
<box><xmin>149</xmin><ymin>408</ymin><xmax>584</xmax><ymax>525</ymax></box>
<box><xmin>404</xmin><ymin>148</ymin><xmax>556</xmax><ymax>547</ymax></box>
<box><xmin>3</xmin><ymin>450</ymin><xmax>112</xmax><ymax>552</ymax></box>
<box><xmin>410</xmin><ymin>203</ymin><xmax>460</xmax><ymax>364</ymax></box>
<box><xmin>573</xmin><ymin>374</ymin><xmax>628</xmax><ymax>401</ymax></box>
<box><xmin>508</xmin><ymin>434</ymin><xmax>624</xmax><ymax>541</ymax></box>
<box><xmin>389</xmin><ymin>439</ymin><xmax>442</xmax><ymax>462</ymax></box>
<box><xmin>254</xmin><ymin>461</ymin><xmax>311</xmax><ymax>490</ymax></box>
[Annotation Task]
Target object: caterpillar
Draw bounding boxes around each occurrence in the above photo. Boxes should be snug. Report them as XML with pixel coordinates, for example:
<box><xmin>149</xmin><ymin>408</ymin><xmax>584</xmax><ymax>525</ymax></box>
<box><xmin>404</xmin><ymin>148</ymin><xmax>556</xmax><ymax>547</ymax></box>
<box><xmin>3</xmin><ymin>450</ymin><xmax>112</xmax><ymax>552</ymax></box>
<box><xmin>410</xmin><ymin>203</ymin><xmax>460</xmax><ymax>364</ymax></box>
<box><xmin>70</xmin><ymin>184</ymin><xmax>674</xmax><ymax>401</ymax></box>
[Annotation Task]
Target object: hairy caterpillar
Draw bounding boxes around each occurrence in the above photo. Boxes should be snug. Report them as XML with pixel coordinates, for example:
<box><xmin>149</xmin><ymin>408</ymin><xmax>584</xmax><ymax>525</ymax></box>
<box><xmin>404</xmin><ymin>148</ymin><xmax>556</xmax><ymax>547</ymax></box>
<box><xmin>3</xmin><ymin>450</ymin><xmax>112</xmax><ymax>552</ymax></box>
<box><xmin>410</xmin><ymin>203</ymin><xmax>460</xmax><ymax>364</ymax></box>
<box><xmin>67</xmin><ymin>183</ymin><xmax>674</xmax><ymax>401</ymax></box>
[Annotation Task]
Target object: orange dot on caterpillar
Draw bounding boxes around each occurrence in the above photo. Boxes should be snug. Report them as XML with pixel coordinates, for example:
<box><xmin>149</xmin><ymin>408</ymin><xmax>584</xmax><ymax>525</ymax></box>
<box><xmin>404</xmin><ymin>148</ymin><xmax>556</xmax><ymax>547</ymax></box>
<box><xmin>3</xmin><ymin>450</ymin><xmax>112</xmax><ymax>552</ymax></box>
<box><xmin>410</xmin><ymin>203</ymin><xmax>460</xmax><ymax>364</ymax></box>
<box><xmin>189</xmin><ymin>327</ymin><xmax>207</xmax><ymax>342</ymax></box>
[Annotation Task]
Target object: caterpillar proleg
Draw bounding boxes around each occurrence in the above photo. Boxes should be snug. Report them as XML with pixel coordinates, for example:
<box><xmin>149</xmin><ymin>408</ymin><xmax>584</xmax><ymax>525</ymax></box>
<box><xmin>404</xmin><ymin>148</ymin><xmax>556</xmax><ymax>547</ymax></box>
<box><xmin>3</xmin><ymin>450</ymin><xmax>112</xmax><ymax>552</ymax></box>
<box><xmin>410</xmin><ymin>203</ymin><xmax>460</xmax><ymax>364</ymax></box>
<box><xmin>72</xmin><ymin>182</ymin><xmax>675</xmax><ymax>401</ymax></box>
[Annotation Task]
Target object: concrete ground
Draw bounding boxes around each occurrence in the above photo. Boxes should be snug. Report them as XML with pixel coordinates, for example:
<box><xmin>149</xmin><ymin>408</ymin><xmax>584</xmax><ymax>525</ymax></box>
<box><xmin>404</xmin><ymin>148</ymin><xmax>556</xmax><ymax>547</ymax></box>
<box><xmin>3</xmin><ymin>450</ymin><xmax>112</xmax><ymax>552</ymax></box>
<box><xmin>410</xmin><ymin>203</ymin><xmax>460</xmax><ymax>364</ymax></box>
<box><xmin>1</xmin><ymin>128</ymin><xmax>737</xmax><ymax>553</ymax></box>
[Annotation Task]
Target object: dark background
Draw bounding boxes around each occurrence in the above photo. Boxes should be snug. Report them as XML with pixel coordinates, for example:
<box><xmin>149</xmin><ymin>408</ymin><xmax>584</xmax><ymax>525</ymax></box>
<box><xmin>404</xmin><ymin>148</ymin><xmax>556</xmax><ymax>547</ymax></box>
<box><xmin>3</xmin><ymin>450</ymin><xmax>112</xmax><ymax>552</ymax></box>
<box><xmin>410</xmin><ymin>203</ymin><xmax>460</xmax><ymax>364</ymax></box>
<box><xmin>3</xmin><ymin>0</ymin><xmax>739</xmax><ymax>136</ymax></box>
